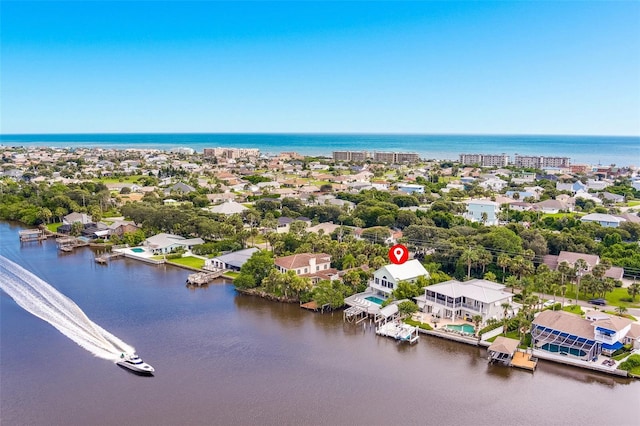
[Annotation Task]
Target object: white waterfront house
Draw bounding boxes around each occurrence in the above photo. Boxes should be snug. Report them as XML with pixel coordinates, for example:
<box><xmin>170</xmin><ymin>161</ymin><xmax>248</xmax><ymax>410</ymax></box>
<box><xmin>464</xmin><ymin>199</ymin><xmax>499</xmax><ymax>226</ymax></box>
<box><xmin>370</xmin><ymin>260</ymin><xmax>429</xmax><ymax>297</ymax></box>
<box><xmin>205</xmin><ymin>247</ymin><xmax>259</xmax><ymax>272</ymax></box>
<box><xmin>415</xmin><ymin>279</ymin><xmax>514</xmax><ymax>323</ymax></box>
<box><xmin>143</xmin><ymin>233</ymin><xmax>204</xmax><ymax>254</ymax></box>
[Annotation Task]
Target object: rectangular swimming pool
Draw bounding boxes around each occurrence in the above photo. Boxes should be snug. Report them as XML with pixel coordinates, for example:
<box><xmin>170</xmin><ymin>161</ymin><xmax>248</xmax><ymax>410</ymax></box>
<box><xmin>131</xmin><ymin>248</ymin><xmax>145</xmax><ymax>253</ymax></box>
<box><xmin>365</xmin><ymin>296</ymin><xmax>385</xmax><ymax>305</ymax></box>
<box><xmin>445</xmin><ymin>324</ymin><xmax>475</xmax><ymax>334</ymax></box>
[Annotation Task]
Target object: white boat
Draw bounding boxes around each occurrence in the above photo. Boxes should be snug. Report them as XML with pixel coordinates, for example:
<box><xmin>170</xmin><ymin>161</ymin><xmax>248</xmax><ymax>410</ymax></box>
<box><xmin>116</xmin><ymin>353</ymin><xmax>155</xmax><ymax>374</ymax></box>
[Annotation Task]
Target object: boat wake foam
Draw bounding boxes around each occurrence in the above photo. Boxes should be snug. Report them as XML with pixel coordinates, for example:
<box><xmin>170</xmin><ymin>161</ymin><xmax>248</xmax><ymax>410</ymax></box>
<box><xmin>0</xmin><ymin>255</ymin><xmax>134</xmax><ymax>362</ymax></box>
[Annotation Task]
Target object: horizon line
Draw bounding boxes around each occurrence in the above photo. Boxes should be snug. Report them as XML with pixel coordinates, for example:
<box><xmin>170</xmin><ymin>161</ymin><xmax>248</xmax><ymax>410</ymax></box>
<box><xmin>1</xmin><ymin>131</ymin><xmax>639</xmax><ymax>138</ymax></box>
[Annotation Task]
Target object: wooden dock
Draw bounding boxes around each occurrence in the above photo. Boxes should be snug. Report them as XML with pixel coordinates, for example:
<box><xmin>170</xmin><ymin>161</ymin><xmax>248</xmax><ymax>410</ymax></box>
<box><xmin>95</xmin><ymin>252</ymin><xmax>124</xmax><ymax>264</ymax></box>
<box><xmin>186</xmin><ymin>270</ymin><xmax>226</xmax><ymax>286</ymax></box>
<box><xmin>511</xmin><ymin>351</ymin><xmax>537</xmax><ymax>371</ymax></box>
<box><xmin>19</xmin><ymin>229</ymin><xmax>46</xmax><ymax>242</ymax></box>
<box><xmin>56</xmin><ymin>236</ymin><xmax>89</xmax><ymax>252</ymax></box>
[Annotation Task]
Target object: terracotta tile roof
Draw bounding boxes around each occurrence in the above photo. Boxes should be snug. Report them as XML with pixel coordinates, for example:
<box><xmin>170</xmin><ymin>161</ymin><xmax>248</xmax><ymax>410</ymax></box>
<box><xmin>275</xmin><ymin>253</ymin><xmax>331</xmax><ymax>270</ymax></box>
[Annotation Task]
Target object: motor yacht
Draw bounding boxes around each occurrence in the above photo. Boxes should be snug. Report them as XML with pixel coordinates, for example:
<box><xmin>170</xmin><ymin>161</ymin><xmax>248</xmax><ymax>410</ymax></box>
<box><xmin>116</xmin><ymin>353</ymin><xmax>155</xmax><ymax>374</ymax></box>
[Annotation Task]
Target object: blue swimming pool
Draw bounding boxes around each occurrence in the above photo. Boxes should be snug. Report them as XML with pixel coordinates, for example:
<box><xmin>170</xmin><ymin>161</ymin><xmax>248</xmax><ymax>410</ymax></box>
<box><xmin>445</xmin><ymin>324</ymin><xmax>475</xmax><ymax>334</ymax></box>
<box><xmin>365</xmin><ymin>296</ymin><xmax>385</xmax><ymax>305</ymax></box>
<box><xmin>131</xmin><ymin>248</ymin><xmax>145</xmax><ymax>253</ymax></box>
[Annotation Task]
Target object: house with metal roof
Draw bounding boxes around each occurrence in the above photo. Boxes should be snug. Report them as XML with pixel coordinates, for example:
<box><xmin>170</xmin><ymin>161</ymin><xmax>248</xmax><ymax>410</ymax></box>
<box><xmin>370</xmin><ymin>259</ymin><xmax>430</xmax><ymax>297</ymax></box>
<box><xmin>206</xmin><ymin>200</ymin><xmax>249</xmax><ymax>215</ymax></box>
<box><xmin>580</xmin><ymin>213</ymin><xmax>626</xmax><ymax>228</ymax></box>
<box><xmin>415</xmin><ymin>279</ymin><xmax>514</xmax><ymax>323</ymax></box>
<box><xmin>143</xmin><ymin>233</ymin><xmax>205</xmax><ymax>254</ymax></box>
<box><xmin>205</xmin><ymin>248</ymin><xmax>259</xmax><ymax>272</ymax></box>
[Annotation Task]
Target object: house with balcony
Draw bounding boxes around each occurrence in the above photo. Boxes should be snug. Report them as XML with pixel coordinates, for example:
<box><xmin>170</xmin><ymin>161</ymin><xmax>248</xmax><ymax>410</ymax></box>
<box><xmin>415</xmin><ymin>279</ymin><xmax>514</xmax><ymax>323</ymax></box>
<box><xmin>531</xmin><ymin>310</ymin><xmax>600</xmax><ymax>361</ymax></box>
<box><xmin>531</xmin><ymin>310</ymin><xmax>633</xmax><ymax>360</ymax></box>
<box><xmin>370</xmin><ymin>260</ymin><xmax>429</xmax><ymax>297</ymax></box>
<box><xmin>463</xmin><ymin>199</ymin><xmax>499</xmax><ymax>226</ymax></box>
<box><xmin>591</xmin><ymin>316</ymin><xmax>633</xmax><ymax>355</ymax></box>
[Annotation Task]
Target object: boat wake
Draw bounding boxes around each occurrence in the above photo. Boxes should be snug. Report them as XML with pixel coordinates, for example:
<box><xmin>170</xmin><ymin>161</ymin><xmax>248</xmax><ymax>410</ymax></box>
<box><xmin>0</xmin><ymin>255</ymin><xmax>134</xmax><ymax>362</ymax></box>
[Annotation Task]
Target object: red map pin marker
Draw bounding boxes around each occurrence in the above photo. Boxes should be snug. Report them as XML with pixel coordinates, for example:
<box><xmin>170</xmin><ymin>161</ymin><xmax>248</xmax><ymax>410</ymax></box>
<box><xmin>388</xmin><ymin>244</ymin><xmax>409</xmax><ymax>265</ymax></box>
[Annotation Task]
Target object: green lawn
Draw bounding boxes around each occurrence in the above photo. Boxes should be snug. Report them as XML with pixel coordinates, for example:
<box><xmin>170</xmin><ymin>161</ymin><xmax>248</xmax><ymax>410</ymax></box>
<box><xmin>486</xmin><ymin>330</ymin><xmax>520</xmax><ymax>343</ymax></box>
<box><xmin>167</xmin><ymin>256</ymin><xmax>205</xmax><ymax>269</ymax></box>
<box><xmin>46</xmin><ymin>222</ymin><xmax>62</xmax><ymax>232</ymax></box>
<box><xmin>223</xmin><ymin>271</ymin><xmax>240</xmax><ymax>279</ymax></box>
<box><xmin>562</xmin><ymin>305</ymin><xmax>584</xmax><ymax>315</ymax></box>
<box><xmin>562</xmin><ymin>286</ymin><xmax>639</xmax><ymax>309</ymax></box>
<box><xmin>613</xmin><ymin>352</ymin><xmax>632</xmax><ymax>362</ymax></box>
<box><xmin>404</xmin><ymin>319</ymin><xmax>433</xmax><ymax>331</ymax></box>
<box><xmin>626</xmin><ymin>200</ymin><xmax>640</xmax><ymax>207</ymax></box>
<box><xmin>605</xmin><ymin>288</ymin><xmax>640</xmax><ymax>308</ymax></box>
<box><xmin>93</xmin><ymin>175</ymin><xmax>146</xmax><ymax>184</ymax></box>
<box><xmin>604</xmin><ymin>311</ymin><xmax>637</xmax><ymax>321</ymax></box>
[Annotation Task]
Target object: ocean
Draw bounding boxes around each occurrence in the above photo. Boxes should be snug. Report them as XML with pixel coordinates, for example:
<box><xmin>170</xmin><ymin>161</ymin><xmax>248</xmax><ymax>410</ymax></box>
<box><xmin>1</xmin><ymin>133</ymin><xmax>638</xmax><ymax>167</ymax></box>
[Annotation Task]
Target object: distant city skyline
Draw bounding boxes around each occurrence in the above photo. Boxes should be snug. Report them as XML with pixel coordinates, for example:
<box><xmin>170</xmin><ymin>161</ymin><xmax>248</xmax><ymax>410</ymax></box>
<box><xmin>2</xmin><ymin>1</ymin><xmax>639</xmax><ymax>136</ymax></box>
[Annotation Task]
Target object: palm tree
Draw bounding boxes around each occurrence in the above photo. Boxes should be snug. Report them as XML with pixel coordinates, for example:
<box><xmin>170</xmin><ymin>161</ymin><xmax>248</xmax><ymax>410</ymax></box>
<box><xmin>472</xmin><ymin>315</ymin><xmax>483</xmax><ymax>340</ymax></box>
<box><xmin>497</xmin><ymin>253</ymin><xmax>511</xmax><ymax>283</ymax></box>
<box><xmin>628</xmin><ymin>283</ymin><xmax>640</xmax><ymax>302</ymax></box>
<box><xmin>501</xmin><ymin>302</ymin><xmax>511</xmax><ymax>335</ymax></box>
<box><xmin>615</xmin><ymin>306</ymin><xmax>628</xmax><ymax>317</ymax></box>
<box><xmin>560</xmin><ymin>284</ymin><xmax>567</xmax><ymax>307</ymax></box>
<box><xmin>460</xmin><ymin>247</ymin><xmax>480</xmax><ymax>280</ymax></box>
<box><xmin>549</xmin><ymin>284</ymin><xmax>560</xmax><ymax>310</ymax></box>
<box><xmin>505</xmin><ymin>275</ymin><xmax>519</xmax><ymax>294</ymax></box>
<box><xmin>557</xmin><ymin>261</ymin><xmax>572</xmax><ymax>287</ymax></box>
<box><xmin>477</xmin><ymin>248</ymin><xmax>493</xmax><ymax>274</ymax></box>
<box><xmin>573</xmin><ymin>258</ymin><xmax>589</xmax><ymax>299</ymax></box>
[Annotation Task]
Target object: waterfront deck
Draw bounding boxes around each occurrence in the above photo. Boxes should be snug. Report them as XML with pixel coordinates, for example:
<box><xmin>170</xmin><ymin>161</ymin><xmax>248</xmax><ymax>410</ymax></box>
<box><xmin>95</xmin><ymin>252</ymin><xmax>124</xmax><ymax>264</ymax></box>
<box><xmin>511</xmin><ymin>351</ymin><xmax>537</xmax><ymax>371</ymax></box>
<box><xmin>56</xmin><ymin>236</ymin><xmax>89</xmax><ymax>252</ymax></box>
<box><xmin>19</xmin><ymin>229</ymin><xmax>45</xmax><ymax>242</ymax></box>
<box><xmin>186</xmin><ymin>270</ymin><xmax>226</xmax><ymax>286</ymax></box>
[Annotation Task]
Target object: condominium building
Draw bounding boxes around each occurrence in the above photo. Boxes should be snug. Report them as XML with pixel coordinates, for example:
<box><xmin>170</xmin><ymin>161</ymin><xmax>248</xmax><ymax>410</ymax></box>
<box><xmin>459</xmin><ymin>153</ymin><xmax>509</xmax><ymax>167</ymax></box>
<box><xmin>332</xmin><ymin>151</ymin><xmax>370</xmax><ymax>162</ymax></box>
<box><xmin>514</xmin><ymin>155</ymin><xmax>570</xmax><ymax>168</ymax></box>
<box><xmin>373</xmin><ymin>151</ymin><xmax>420</xmax><ymax>163</ymax></box>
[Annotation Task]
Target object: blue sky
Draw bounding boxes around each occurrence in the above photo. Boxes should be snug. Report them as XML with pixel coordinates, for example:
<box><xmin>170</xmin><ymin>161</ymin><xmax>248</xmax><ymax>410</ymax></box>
<box><xmin>2</xmin><ymin>1</ymin><xmax>639</xmax><ymax>135</ymax></box>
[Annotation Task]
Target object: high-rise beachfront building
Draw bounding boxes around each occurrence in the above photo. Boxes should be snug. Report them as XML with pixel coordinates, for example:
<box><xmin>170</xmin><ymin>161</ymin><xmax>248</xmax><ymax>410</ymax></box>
<box><xmin>372</xmin><ymin>151</ymin><xmax>420</xmax><ymax>163</ymax></box>
<box><xmin>332</xmin><ymin>150</ymin><xmax>370</xmax><ymax>162</ymax></box>
<box><xmin>459</xmin><ymin>153</ymin><xmax>510</xmax><ymax>167</ymax></box>
<box><xmin>514</xmin><ymin>155</ymin><xmax>570</xmax><ymax>168</ymax></box>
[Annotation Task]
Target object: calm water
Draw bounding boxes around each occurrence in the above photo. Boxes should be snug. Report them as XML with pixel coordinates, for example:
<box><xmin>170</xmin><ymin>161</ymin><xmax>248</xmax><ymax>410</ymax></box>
<box><xmin>1</xmin><ymin>221</ymin><xmax>638</xmax><ymax>426</ymax></box>
<box><xmin>1</xmin><ymin>133</ymin><xmax>638</xmax><ymax>166</ymax></box>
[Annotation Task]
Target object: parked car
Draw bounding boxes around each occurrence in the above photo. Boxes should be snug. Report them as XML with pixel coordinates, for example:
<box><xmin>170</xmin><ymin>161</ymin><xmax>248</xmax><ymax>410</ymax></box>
<box><xmin>588</xmin><ymin>298</ymin><xmax>606</xmax><ymax>306</ymax></box>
